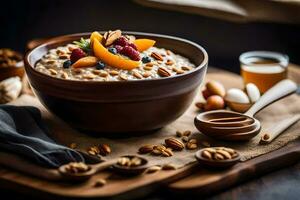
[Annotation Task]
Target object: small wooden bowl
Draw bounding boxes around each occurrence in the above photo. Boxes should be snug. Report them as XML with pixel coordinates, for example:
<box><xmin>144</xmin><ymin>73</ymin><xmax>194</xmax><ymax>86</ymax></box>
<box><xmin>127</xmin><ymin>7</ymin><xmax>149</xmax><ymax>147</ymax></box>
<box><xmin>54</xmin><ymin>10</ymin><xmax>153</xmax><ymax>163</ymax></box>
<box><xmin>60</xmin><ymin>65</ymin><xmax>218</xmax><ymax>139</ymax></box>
<box><xmin>113</xmin><ymin>155</ymin><xmax>149</xmax><ymax>175</ymax></box>
<box><xmin>195</xmin><ymin>148</ymin><xmax>241</xmax><ymax>169</ymax></box>
<box><xmin>226</xmin><ymin>100</ymin><xmax>253</xmax><ymax>113</ymax></box>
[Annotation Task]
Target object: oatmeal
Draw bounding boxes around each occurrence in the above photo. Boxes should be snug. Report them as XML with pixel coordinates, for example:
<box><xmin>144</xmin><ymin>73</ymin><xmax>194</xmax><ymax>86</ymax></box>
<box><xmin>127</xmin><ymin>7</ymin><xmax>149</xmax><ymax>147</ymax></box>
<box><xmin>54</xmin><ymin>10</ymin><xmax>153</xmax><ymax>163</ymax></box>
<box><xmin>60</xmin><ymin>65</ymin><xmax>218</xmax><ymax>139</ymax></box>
<box><xmin>35</xmin><ymin>30</ymin><xmax>195</xmax><ymax>81</ymax></box>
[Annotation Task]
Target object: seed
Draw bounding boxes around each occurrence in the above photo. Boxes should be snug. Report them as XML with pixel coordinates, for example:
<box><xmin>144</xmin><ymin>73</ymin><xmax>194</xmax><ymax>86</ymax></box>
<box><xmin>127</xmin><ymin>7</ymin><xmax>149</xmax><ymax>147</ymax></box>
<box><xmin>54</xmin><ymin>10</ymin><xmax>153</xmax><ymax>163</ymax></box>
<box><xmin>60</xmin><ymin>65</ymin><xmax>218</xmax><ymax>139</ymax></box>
<box><xmin>143</xmin><ymin>72</ymin><xmax>152</xmax><ymax>78</ymax></box>
<box><xmin>151</xmin><ymin>52</ymin><xmax>164</xmax><ymax>61</ymax></box>
<box><xmin>162</xmin><ymin>148</ymin><xmax>173</xmax><ymax>157</ymax></box>
<box><xmin>94</xmin><ymin>179</ymin><xmax>107</xmax><ymax>187</ymax></box>
<box><xmin>182</xmin><ymin>66</ymin><xmax>192</xmax><ymax>71</ymax></box>
<box><xmin>59</xmin><ymin>55</ymin><xmax>69</xmax><ymax>59</ymax></box>
<box><xmin>176</xmin><ymin>131</ymin><xmax>183</xmax><ymax>137</ymax></box>
<box><xmin>46</xmin><ymin>60</ymin><xmax>55</xmax><ymax>64</ymax></box>
<box><xmin>223</xmin><ymin>148</ymin><xmax>236</xmax><ymax>155</ymax></box>
<box><xmin>165</xmin><ymin>138</ymin><xmax>184</xmax><ymax>151</ymax></box>
<box><xmin>119</xmin><ymin>74</ymin><xmax>128</xmax><ymax>81</ymax></box>
<box><xmin>143</xmin><ymin>66</ymin><xmax>153</xmax><ymax>71</ymax></box>
<box><xmin>263</xmin><ymin>134</ymin><xmax>270</xmax><ymax>140</ymax></box>
<box><xmin>157</xmin><ymin>67</ymin><xmax>171</xmax><ymax>77</ymax></box>
<box><xmin>99</xmin><ymin>70</ymin><xmax>109</xmax><ymax>77</ymax></box>
<box><xmin>133</xmin><ymin>71</ymin><xmax>143</xmax><ymax>79</ymax></box>
<box><xmin>83</xmin><ymin>74</ymin><xmax>96</xmax><ymax>79</ymax></box>
<box><xmin>61</xmin><ymin>72</ymin><xmax>69</xmax><ymax>79</ymax></box>
<box><xmin>165</xmin><ymin>60</ymin><xmax>174</xmax><ymax>65</ymax></box>
<box><xmin>69</xmin><ymin>142</ymin><xmax>77</xmax><ymax>149</ymax></box>
<box><xmin>98</xmin><ymin>144</ymin><xmax>111</xmax><ymax>156</ymax></box>
<box><xmin>216</xmin><ymin>149</ymin><xmax>232</xmax><ymax>159</ymax></box>
<box><xmin>176</xmin><ymin>69</ymin><xmax>185</xmax><ymax>74</ymax></box>
<box><xmin>131</xmin><ymin>157</ymin><xmax>142</xmax><ymax>166</ymax></box>
<box><xmin>118</xmin><ymin>157</ymin><xmax>130</xmax><ymax>166</ymax></box>
<box><xmin>109</xmin><ymin>70</ymin><xmax>119</xmax><ymax>76</ymax></box>
<box><xmin>182</xmin><ymin>136</ymin><xmax>189</xmax><ymax>143</ymax></box>
<box><xmin>205</xmin><ymin>148</ymin><xmax>217</xmax><ymax>154</ymax></box>
<box><xmin>186</xmin><ymin>143</ymin><xmax>197</xmax><ymax>150</ymax></box>
<box><xmin>49</xmin><ymin>69</ymin><xmax>57</xmax><ymax>75</ymax></box>
<box><xmin>145</xmin><ymin>62</ymin><xmax>154</xmax><ymax>67</ymax></box>
<box><xmin>188</xmin><ymin>139</ymin><xmax>197</xmax><ymax>144</ymax></box>
<box><xmin>214</xmin><ymin>153</ymin><xmax>225</xmax><ymax>160</ymax></box>
<box><xmin>183</xmin><ymin>130</ymin><xmax>191</xmax><ymax>137</ymax></box>
<box><xmin>162</xmin><ymin>163</ymin><xmax>177</xmax><ymax>170</ymax></box>
<box><xmin>202</xmin><ymin>150</ymin><xmax>212</xmax><ymax>159</ymax></box>
<box><xmin>201</xmin><ymin>141</ymin><xmax>211</xmax><ymax>147</ymax></box>
<box><xmin>138</xmin><ymin>144</ymin><xmax>154</xmax><ymax>154</ymax></box>
<box><xmin>146</xmin><ymin>166</ymin><xmax>161</xmax><ymax>173</ymax></box>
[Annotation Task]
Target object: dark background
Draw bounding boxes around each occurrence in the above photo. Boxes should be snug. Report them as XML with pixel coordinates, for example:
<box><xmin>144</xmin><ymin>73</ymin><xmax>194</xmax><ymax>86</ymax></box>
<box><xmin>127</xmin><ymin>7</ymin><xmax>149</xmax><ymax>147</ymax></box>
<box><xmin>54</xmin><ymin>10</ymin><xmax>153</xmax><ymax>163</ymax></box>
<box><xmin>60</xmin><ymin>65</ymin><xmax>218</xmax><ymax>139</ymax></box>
<box><xmin>1</xmin><ymin>0</ymin><xmax>300</xmax><ymax>73</ymax></box>
<box><xmin>1</xmin><ymin>0</ymin><xmax>300</xmax><ymax>199</ymax></box>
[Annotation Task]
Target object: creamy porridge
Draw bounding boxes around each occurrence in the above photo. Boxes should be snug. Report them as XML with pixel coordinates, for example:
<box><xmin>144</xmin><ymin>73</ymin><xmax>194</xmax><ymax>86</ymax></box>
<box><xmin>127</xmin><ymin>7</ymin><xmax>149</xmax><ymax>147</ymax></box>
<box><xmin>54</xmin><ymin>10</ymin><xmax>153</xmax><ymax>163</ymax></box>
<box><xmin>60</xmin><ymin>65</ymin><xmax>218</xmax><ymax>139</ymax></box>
<box><xmin>35</xmin><ymin>30</ymin><xmax>196</xmax><ymax>81</ymax></box>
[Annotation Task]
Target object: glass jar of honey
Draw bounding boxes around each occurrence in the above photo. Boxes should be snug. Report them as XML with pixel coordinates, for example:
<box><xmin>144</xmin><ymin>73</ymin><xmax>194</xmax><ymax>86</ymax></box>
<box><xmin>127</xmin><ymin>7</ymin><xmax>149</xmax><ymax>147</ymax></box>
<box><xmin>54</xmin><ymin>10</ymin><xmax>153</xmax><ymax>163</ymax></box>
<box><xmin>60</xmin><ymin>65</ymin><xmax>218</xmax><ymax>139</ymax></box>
<box><xmin>240</xmin><ymin>51</ymin><xmax>288</xmax><ymax>93</ymax></box>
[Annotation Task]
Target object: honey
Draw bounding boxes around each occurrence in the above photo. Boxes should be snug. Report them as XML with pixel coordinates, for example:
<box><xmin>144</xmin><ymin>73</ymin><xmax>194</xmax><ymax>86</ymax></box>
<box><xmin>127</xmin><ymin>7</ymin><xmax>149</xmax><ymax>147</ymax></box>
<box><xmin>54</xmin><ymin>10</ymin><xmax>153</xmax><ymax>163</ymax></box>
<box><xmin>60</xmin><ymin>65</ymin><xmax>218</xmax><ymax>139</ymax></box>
<box><xmin>240</xmin><ymin>52</ymin><xmax>288</xmax><ymax>93</ymax></box>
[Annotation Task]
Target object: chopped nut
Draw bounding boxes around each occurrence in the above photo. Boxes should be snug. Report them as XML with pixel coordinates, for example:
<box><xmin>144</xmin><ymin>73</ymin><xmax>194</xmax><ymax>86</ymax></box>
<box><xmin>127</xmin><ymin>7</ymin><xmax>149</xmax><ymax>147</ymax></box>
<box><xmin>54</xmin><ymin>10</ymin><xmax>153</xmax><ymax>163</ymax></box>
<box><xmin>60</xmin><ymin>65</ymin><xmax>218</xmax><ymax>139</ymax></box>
<box><xmin>151</xmin><ymin>52</ymin><xmax>164</xmax><ymax>61</ymax></box>
<box><xmin>146</xmin><ymin>166</ymin><xmax>161</xmax><ymax>173</ymax></box>
<box><xmin>162</xmin><ymin>163</ymin><xmax>177</xmax><ymax>170</ymax></box>
<box><xmin>94</xmin><ymin>179</ymin><xmax>107</xmax><ymax>187</ymax></box>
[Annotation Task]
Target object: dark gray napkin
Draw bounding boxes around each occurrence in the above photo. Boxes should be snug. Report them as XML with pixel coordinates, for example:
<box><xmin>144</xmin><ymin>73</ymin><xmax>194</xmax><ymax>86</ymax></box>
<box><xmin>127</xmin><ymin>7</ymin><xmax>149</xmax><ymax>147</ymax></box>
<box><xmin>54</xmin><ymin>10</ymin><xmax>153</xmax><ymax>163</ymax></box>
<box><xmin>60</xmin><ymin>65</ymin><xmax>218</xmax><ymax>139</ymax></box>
<box><xmin>0</xmin><ymin>105</ymin><xmax>84</xmax><ymax>168</ymax></box>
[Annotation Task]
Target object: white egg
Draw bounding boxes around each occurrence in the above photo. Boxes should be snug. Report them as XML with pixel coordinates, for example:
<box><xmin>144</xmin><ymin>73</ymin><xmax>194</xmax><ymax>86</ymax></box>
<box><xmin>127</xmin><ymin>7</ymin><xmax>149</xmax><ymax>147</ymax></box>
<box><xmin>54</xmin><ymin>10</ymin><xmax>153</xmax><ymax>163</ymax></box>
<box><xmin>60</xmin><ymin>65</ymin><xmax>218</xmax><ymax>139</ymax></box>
<box><xmin>246</xmin><ymin>83</ymin><xmax>260</xmax><ymax>103</ymax></box>
<box><xmin>225</xmin><ymin>88</ymin><xmax>250</xmax><ymax>104</ymax></box>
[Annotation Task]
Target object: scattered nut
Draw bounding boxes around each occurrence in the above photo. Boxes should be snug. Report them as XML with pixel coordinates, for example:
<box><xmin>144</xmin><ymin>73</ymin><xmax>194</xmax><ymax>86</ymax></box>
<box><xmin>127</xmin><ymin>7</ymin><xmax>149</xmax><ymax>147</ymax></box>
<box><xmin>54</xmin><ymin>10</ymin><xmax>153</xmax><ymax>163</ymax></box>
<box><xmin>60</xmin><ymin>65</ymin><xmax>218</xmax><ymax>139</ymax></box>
<box><xmin>98</xmin><ymin>144</ymin><xmax>111</xmax><ymax>156</ymax></box>
<box><xmin>162</xmin><ymin>163</ymin><xmax>177</xmax><ymax>170</ymax></box>
<box><xmin>146</xmin><ymin>166</ymin><xmax>161</xmax><ymax>173</ymax></box>
<box><xmin>69</xmin><ymin>143</ymin><xmax>77</xmax><ymax>149</ymax></box>
<box><xmin>94</xmin><ymin>179</ymin><xmax>107</xmax><ymax>187</ymax></box>
<box><xmin>165</xmin><ymin>138</ymin><xmax>184</xmax><ymax>151</ymax></box>
<box><xmin>139</xmin><ymin>144</ymin><xmax>154</xmax><ymax>154</ymax></box>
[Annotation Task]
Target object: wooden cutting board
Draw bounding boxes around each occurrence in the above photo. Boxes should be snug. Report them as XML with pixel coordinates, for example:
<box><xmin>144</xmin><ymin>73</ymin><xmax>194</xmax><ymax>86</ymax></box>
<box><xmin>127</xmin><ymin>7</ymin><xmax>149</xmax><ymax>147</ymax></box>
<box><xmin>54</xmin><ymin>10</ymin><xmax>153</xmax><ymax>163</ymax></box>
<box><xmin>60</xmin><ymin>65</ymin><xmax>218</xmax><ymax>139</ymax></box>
<box><xmin>0</xmin><ymin>66</ymin><xmax>299</xmax><ymax>199</ymax></box>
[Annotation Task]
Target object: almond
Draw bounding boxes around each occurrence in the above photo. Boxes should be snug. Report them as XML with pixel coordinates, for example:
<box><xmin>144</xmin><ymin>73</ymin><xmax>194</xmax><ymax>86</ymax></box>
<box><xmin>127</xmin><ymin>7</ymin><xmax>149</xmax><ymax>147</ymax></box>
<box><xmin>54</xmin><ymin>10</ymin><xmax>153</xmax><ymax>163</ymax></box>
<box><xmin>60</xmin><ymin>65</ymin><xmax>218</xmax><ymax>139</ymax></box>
<box><xmin>138</xmin><ymin>144</ymin><xmax>154</xmax><ymax>154</ymax></box>
<box><xmin>103</xmin><ymin>30</ymin><xmax>122</xmax><ymax>46</ymax></box>
<box><xmin>98</xmin><ymin>144</ymin><xmax>111</xmax><ymax>156</ymax></box>
<box><xmin>165</xmin><ymin>138</ymin><xmax>184</xmax><ymax>151</ymax></box>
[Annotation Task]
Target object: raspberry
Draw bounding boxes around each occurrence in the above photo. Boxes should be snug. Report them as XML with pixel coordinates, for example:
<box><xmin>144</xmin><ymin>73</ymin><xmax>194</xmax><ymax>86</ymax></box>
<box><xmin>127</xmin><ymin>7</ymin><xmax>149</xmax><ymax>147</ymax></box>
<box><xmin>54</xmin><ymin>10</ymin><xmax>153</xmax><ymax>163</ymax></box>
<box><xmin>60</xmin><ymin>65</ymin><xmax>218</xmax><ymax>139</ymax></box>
<box><xmin>128</xmin><ymin>43</ymin><xmax>137</xmax><ymax>50</ymax></box>
<box><xmin>114</xmin><ymin>45</ymin><xmax>123</xmax><ymax>53</ymax></box>
<box><xmin>114</xmin><ymin>36</ymin><xmax>129</xmax><ymax>47</ymax></box>
<box><xmin>70</xmin><ymin>48</ymin><xmax>86</xmax><ymax>63</ymax></box>
<box><xmin>120</xmin><ymin>45</ymin><xmax>140</xmax><ymax>61</ymax></box>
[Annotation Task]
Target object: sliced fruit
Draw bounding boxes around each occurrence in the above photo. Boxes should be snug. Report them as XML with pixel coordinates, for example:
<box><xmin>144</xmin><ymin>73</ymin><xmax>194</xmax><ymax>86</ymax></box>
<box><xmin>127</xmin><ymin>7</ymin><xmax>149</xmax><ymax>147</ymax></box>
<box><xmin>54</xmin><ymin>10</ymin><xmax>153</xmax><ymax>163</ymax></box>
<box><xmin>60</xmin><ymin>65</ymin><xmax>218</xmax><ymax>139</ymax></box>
<box><xmin>93</xmin><ymin>38</ymin><xmax>140</xmax><ymax>70</ymax></box>
<box><xmin>90</xmin><ymin>31</ymin><xmax>103</xmax><ymax>48</ymax></box>
<box><xmin>72</xmin><ymin>56</ymin><xmax>98</xmax><ymax>68</ymax></box>
<box><xmin>133</xmin><ymin>39</ymin><xmax>156</xmax><ymax>52</ymax></box>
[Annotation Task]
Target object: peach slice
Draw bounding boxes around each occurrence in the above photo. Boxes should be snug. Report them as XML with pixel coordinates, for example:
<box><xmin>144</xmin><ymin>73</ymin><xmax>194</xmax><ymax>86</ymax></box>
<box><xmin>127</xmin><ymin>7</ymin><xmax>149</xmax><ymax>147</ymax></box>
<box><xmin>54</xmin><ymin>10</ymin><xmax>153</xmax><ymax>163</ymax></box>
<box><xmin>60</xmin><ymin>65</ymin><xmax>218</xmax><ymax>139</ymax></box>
<box><xmin>134</xmin><ymin>39</ymin><xmax>156</xmax><ymax>52</ymax></box>
<box><xmin>93</xmin><ymin>38</ymin><xmax>140</xmax><ymax>70</ymax></box>
<box><xmin>72</xmin><ymin>56</ymin><xmax>98</xmax><ymax>68</ymax></box>
<box><xmin>90</xmin><ymin>31</ymin><xmax>103</xmax><ymax>48</ymax></box>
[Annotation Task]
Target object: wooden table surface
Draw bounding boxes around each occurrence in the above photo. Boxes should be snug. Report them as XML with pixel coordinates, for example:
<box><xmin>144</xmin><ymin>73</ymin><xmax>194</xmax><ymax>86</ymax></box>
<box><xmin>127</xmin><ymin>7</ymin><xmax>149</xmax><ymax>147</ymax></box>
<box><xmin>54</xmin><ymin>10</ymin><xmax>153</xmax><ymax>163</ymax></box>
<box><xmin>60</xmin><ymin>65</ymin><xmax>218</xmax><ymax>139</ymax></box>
<box><xmin>1</xmin><ymin>65</ymin><xmax>299</xmax><ymax>200</ymax></box>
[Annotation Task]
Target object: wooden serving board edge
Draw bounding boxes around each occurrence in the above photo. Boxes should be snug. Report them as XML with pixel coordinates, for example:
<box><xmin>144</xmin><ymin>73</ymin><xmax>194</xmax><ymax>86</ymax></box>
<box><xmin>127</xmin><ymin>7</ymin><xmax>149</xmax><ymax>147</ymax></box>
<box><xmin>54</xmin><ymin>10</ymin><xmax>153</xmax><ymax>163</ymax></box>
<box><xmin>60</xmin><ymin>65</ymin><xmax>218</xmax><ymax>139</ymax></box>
<box><xmin>167</xmin><ymin>140</ymin><xmax>300</xmax><ymax>196</ymax></box>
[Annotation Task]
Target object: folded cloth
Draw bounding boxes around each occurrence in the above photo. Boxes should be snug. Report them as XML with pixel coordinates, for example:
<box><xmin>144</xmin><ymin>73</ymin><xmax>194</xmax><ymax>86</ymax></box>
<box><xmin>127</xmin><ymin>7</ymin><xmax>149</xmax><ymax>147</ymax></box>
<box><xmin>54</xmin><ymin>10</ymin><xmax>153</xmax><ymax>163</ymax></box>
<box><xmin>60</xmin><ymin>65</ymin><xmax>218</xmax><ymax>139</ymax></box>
<box><xmin>0</xmin><ymin>105</ymin><xmax>84</xmax><ymax>168</ymax></box>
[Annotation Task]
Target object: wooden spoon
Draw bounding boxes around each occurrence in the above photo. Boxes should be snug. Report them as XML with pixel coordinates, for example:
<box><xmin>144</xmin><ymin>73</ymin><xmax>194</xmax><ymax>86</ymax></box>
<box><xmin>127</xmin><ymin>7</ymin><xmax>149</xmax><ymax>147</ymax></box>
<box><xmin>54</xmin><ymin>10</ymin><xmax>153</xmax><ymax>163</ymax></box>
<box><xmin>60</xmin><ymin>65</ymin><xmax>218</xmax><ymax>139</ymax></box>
<box><xmin>195</xmin><ymin>79</ymin><xmax>298</xmax><ymax>141</ymax></box>
<box><xmin>59</xmin><ymin>155</ymin><xmax>148</xmax><ymax>181</ymax></box>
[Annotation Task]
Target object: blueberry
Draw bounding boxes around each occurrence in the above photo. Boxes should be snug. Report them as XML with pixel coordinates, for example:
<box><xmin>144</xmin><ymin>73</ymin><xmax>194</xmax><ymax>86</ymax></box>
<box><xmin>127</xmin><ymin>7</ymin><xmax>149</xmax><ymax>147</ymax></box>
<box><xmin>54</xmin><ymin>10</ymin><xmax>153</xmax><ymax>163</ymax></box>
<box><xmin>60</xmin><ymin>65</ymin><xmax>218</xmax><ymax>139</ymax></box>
<box><xmin>95</xmin><ymin>61</ymin><xmax>105</xmax><ymax>70</ymax></box>
<box><xmin>63</xmin><ymin>60</ymin><xmax>72</xmax><ymax>68</ymax></box>
<box><xmin>142</xmin><ymin>56</ymin><xmax>151</xmax><ymax>63</ymax></box>
<box><xmin>108</xmin><ymin>47</ymin><xmax>117</xmax><ymax>54</ymax></box>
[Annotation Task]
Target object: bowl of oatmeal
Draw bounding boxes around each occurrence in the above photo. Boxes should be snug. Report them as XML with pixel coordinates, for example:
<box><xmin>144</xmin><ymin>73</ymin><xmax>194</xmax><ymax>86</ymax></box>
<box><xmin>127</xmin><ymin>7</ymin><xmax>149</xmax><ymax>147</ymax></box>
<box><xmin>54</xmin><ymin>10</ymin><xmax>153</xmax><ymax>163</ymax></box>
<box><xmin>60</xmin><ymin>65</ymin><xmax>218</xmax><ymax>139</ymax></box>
<box><xmin>25</xmin><ymin>31</ymin><xmax>208</xmax><ymax>134</ymax></box>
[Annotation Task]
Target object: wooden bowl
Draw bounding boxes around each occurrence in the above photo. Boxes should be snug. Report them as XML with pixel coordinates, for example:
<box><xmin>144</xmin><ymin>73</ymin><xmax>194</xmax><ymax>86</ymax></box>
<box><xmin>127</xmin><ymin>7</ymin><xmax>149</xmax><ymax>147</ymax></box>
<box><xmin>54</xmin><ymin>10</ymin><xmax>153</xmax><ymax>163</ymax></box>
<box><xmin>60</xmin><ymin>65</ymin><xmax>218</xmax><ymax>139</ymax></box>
<box><xmin>195</xmin><ymin>148</ymin><xmax>241</xmax><ymax>169</ymax></box>
<box><xmin>24</xmin><ymin>32</ymin><xmax>208</xmax><ymax>135</ymax></box>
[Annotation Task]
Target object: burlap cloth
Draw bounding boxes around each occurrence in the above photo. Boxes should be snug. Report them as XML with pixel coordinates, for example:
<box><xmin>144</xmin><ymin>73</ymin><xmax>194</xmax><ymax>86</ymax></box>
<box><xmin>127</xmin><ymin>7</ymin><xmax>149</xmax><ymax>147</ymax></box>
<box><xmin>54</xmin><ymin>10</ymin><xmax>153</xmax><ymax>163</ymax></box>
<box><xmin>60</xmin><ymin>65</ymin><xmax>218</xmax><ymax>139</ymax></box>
<box><xmin>10</xmin><ymin>69</ymin><xmax>300</xmax><ymax>167</ymax></box>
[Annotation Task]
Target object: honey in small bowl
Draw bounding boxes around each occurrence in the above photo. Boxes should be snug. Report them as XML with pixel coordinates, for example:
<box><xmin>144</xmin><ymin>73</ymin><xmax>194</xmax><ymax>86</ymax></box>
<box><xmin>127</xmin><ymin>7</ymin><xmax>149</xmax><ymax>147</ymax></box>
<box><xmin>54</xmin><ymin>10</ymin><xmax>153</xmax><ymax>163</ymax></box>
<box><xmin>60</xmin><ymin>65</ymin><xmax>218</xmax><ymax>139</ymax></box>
<box><xmin>240</xmin><ymin>51</ymin><xmax>288</xmax><ymax>93</ymax></box>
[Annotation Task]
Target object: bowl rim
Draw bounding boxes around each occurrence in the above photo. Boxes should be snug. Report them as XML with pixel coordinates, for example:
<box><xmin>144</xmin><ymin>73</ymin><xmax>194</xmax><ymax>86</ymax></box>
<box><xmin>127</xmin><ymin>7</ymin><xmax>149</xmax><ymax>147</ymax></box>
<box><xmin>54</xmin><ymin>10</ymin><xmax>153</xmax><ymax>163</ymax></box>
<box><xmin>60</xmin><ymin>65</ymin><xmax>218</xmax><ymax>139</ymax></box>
<box><xmin>25</xmin><ymin>31</ymin><xmax>208</xmax><ymax>85</ymax></box>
